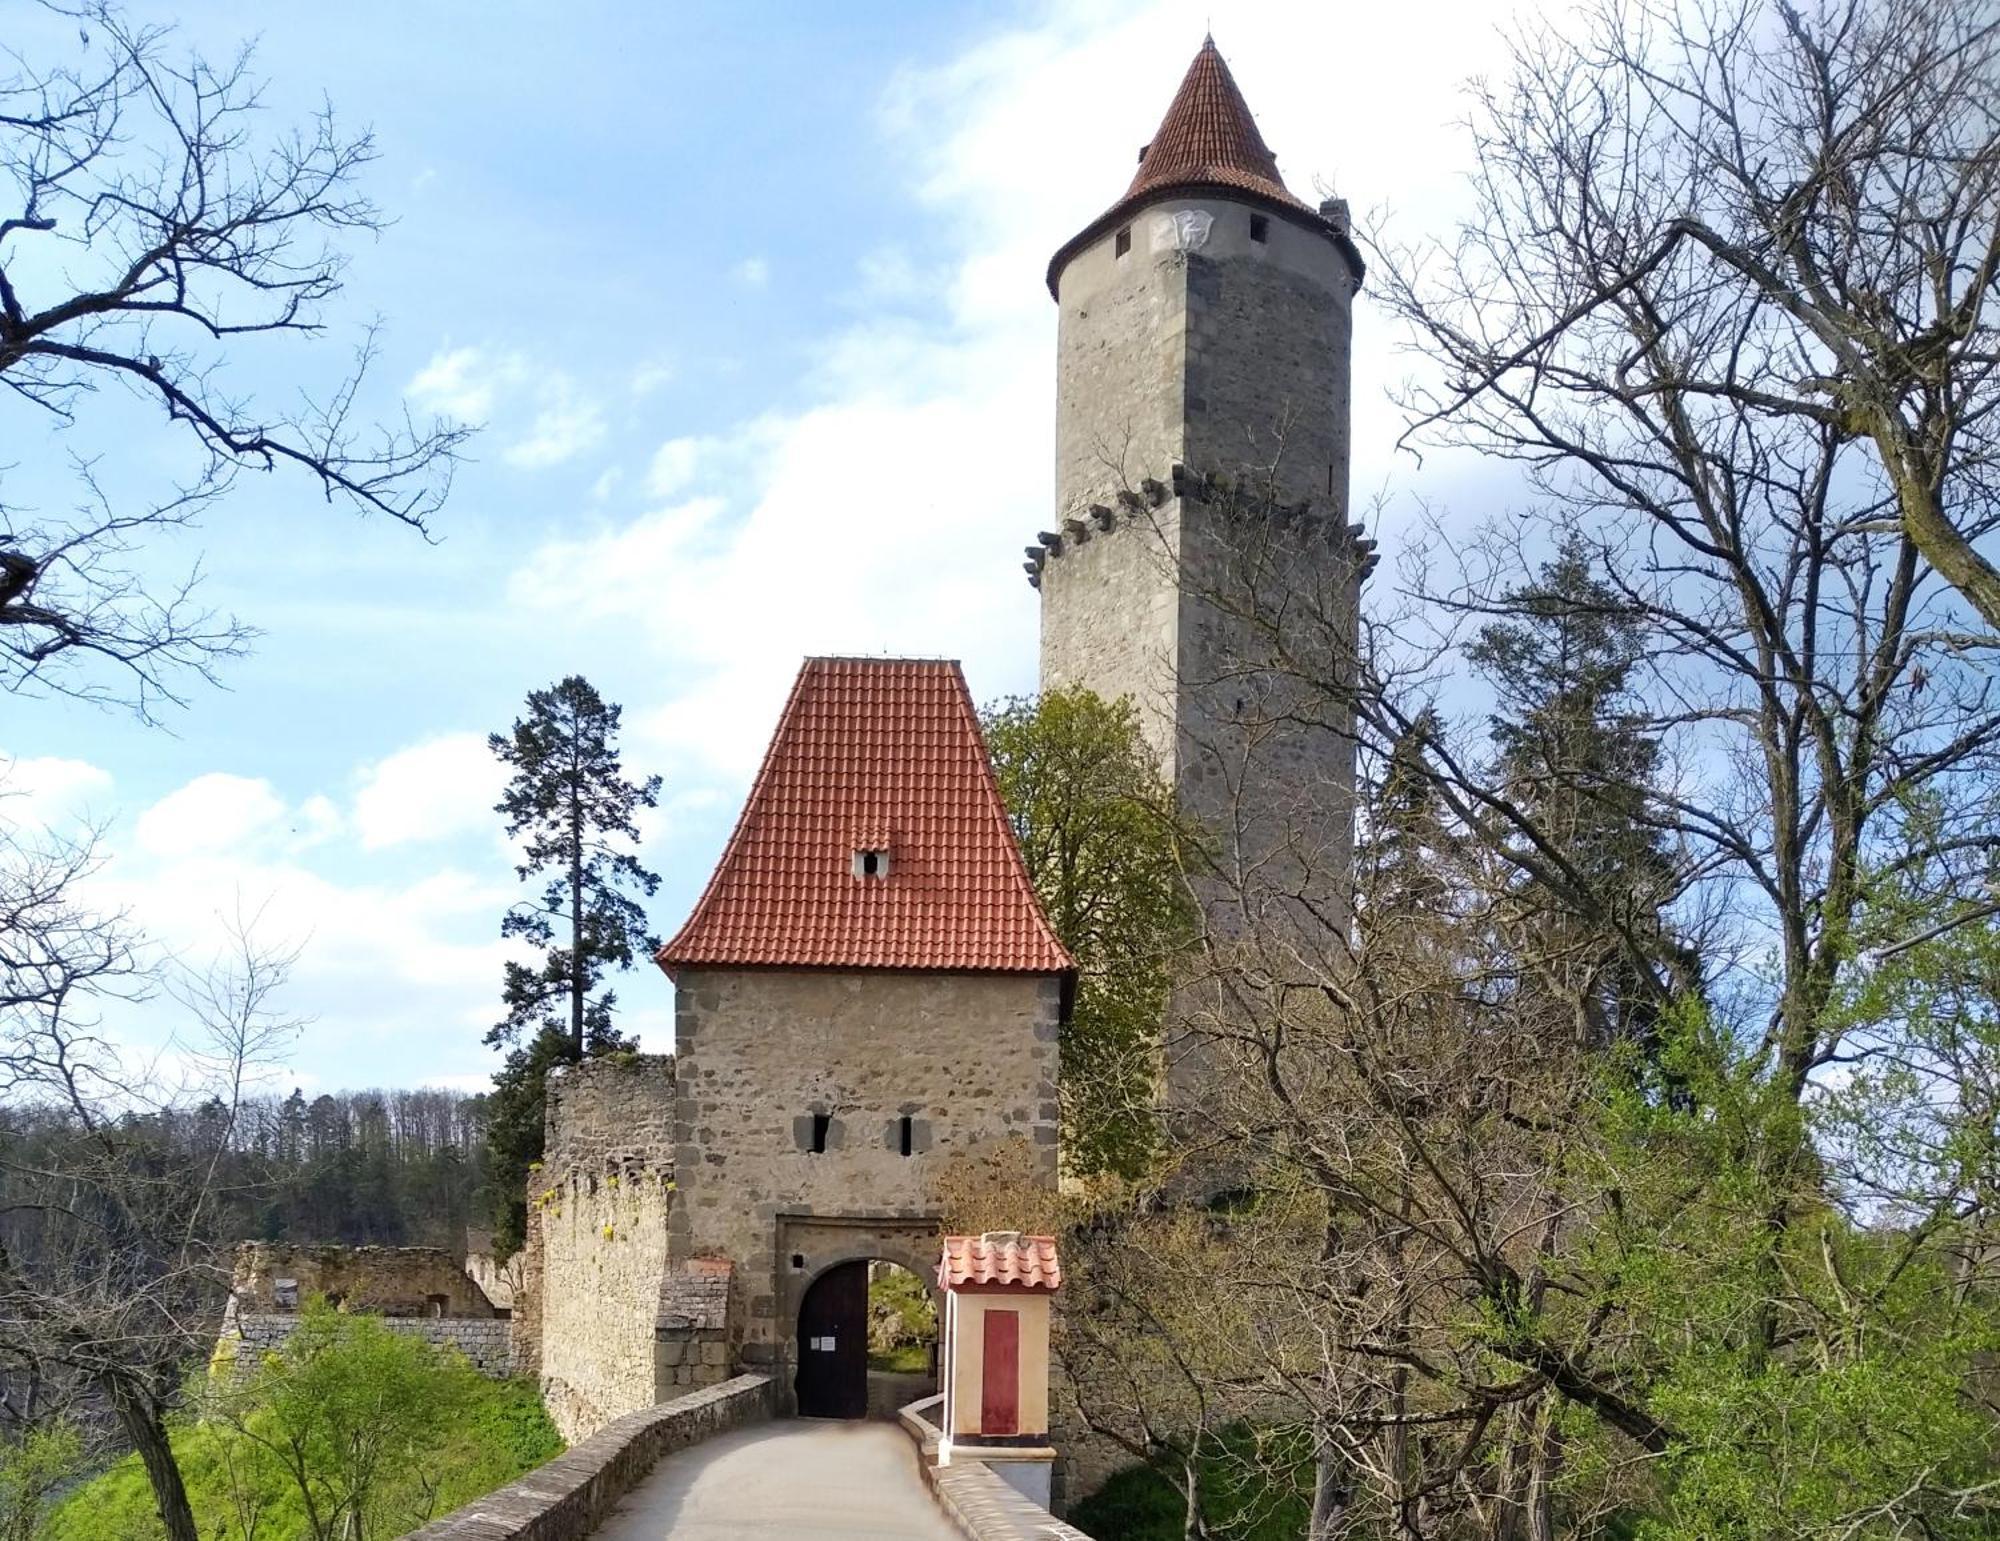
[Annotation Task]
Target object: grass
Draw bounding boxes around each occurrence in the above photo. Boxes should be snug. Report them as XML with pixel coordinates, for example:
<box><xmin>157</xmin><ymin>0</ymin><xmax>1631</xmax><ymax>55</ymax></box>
<box><xmin>868</xmin><ymin>1342</ymin><xmax>932</xmax><ymax>1374</ymax></box>
<box><xmin>45</xmin><ymin>1374</ymin><xmax>561</xmax><ymax>1541</ymax></box>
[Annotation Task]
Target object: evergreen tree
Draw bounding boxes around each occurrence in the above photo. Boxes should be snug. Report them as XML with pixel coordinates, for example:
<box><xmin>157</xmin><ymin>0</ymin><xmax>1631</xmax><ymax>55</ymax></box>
<box><xmin>1465</xmin><ymin>534</ymin><xmax>1693</xmax><ymax>1044</ymax></box>
<box><xmin>1362</xmin><ymin>706</ymin><xmax>1459</xmax><ymax>921</ymax></box>
<box><xmin>482</xmin><ymin>675</ymin><xmax>661</xmax><ymax>1252</ymax></box>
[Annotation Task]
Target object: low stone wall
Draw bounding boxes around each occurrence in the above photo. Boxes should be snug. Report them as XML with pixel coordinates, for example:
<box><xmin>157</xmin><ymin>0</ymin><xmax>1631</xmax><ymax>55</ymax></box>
<box><xmin>232</xmin><ymin>1242</ymin><xmax>496</xmax><ymax>1318</ymax></box>
<box><xmin>399</xmin><ymin>1373</ymin><xmax>771</xmax><ymax>1541</ymax></box>
<box><xmin>898</xmin><ymin>1395</ymin><xmax>1094</xmax><ymax>1541</ymax></box>
<box><xmin>215</xmin><ymin>1311</ymin><xmax>514</xmax><ymax>1380</ymax></box>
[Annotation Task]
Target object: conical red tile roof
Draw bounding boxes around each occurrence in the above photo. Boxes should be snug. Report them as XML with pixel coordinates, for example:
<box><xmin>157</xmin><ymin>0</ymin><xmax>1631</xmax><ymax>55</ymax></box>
<box><xmin>1125</xmin><ymin>38</ymin><xmax>1306</xmax><ymax>212</ymax></box>
<box><xmin>656</xmin><ymin>658</ymin><xmax>1073</xmax><ymax>977</ymax></box>
<box><xmin>1046</xmin><ymin>37</ymin><xmax>1363</xmax><ymax>295</ymax></box>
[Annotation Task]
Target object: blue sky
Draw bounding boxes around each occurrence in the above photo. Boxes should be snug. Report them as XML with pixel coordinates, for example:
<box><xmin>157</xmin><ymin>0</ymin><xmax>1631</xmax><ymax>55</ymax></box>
<box><xmin>4</xmin><ymin>0</ymin><xmax>1537</xmax><ymax>1094</ymax></box>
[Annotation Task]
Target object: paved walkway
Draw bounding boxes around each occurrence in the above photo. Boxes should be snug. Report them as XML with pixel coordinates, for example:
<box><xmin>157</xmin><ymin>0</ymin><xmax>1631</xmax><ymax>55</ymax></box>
<box><xmin>590</xmin><ymin>1418</ymin><xmax>961</xmax><ymax>1540</ymax></box>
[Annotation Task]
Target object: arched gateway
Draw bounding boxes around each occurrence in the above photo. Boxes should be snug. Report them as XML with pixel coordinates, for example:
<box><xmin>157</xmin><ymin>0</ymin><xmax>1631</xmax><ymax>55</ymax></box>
<box><xmin>653</xmin><ymin>658</ymin><xmax>1072</xmax><ymax>1415</ymax></box>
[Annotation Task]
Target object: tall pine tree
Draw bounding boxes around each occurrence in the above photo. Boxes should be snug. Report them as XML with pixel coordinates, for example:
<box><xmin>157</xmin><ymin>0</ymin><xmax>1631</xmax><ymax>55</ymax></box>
<box><xmin>482</xmin><ymin>675</ymin><xmax>661</xmax><ymax>1251</ymax></box>
<box><xmin>1465</xmin><ymin>534</ymin><xmax>1693</xmax><ymax>1046</ymax></box>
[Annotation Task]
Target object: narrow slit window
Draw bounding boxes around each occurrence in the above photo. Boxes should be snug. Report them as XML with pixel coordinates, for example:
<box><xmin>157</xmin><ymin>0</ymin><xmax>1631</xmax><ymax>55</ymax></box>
<box><xmin>853</xmin><ymin>848</ymin><xmax>891</xmax><ymax>879</ymax></box>
<box><xmin>899</xmin><ymin>1115</ymin><xmax>914</xmax><ymax>1157</ymax></box>
<box><xmin>1250</xmin><ymin>213</ymin><xmax>1270</xmax><ymax>243</ymax></box>
<box><xmin>810</xmin><ymin>1113</ymin><xmax>831</xmax><ymax>1154</ymax></box>
<box><xmin>1114</xmin><ymin>225</ymin><xmax>1132</xmax><ymax>258</ymax></box>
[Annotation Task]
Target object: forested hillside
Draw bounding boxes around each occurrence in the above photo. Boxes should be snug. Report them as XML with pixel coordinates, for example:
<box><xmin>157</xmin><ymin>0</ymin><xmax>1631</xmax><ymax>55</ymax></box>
<box><xmin>0</xmin><ymin>1088</ymin><xmax>494</xmax><ymax>1257</ymax></box>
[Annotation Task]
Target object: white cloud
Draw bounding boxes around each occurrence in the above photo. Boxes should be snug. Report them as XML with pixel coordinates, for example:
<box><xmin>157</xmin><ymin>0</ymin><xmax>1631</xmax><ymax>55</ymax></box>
<box><xmin>410</xmin><ymin>347</ymin><xmax>605</xmax><ymax>470</ymax></box>
<box><xmin>351</xmin><ymin>733</ymin><xmax>507</xmax><ymax>851</ymax></box>
<box><xmin>732</xmin><ymin>255</ymin><xmax>771</xmax><ymax>288</ymax></box>
<box><xmin>630</xmin><ymin>358</ymin><xmax>676</xmax><ymax>397</ymax></box>
<box><xmin>0</xmin><ymin>754</ymin><xmax>114</xmax><ymax>832</ymax></box>
<box><xmin>406</xmin><ymin>345</ymin><xmax>529</xmax><ymax>421</ymax></box>
<box><xmin>99</xmin><ymin>850</ymin><xmax>521</xmax><ymax>1056</ymax></box>
<box><xmin>505</xmin><ymin>0</ymin><xmax>1548</xmax><ymax>787</ymax></box>
<box><xmin>134</xmin><ymin>773</ymin><xmax>289</xmax><ymax>860</ymax></box>
<box><xmin>645</xmin><ymin>436</ymin><xmax>714</xmax><ymax>498</ymax></box>
<box><xmin>504</xmin><ymin>376</ymin><xmax>607</xmax><ymax>469</ymax></box>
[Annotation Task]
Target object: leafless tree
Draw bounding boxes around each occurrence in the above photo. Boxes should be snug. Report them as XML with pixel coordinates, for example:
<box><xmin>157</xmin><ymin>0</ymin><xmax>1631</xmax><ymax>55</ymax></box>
<box><xmin>1</xmin><ymin>1</ymin><xmax>470</xmax><ymax>718</ymax></box>
<box><xmin>0</xmin><ymin>828</ymin><xmax>302</xmax><ymax>1541</ymax></box>
<box><xmin>1381</xmin><ymin>0</ymin><xmax>2000</xmax><ymax>632</ymax></box>
<box><xmin>1054</xmin><ymin>352</ymin><xmax>2000</xmax><ymax>1527</ymax></box>
<box><xmin>1368</xmin><ymin>0</ymin><xmax>2000</xmax><ymax>1101</ymax></box>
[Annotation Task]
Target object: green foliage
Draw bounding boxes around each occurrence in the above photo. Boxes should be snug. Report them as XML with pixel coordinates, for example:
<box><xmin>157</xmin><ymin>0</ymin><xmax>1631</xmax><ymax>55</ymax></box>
<box><xmin>1576</xmin><ymin>1000</ymin><xmax>2000</xmax><ymax>1539</ymax></box>
<box><xmin>983</xmin><ymin>688</ymin><xmax>1195</xmax><ymax>1179</ymax></box>
<box><xmin>481</xmin><ymin>1025</ymin><xmax>579</xmax><ymax>1256</ymax></box>
<box><xmin>485</xmin><ymin>674</ymin><xmax>660</xmax><ymax>1252</ymax></box>
<box><xmin>866</xmin><ymin>1265</ymin><xmax>935</xmax><ymax>1372</ymax></box>
<box><xmin>1068</xmin><ymin>1425</ymin><xmax>1311</xmax><ymax>1541</ymax></box>
<box><xmin>1464</xmin><ymin>533</ymin><xmax>1694</xmax><ymax>1033</ymax></box>
<box><xmin>0</xmin><ymin>1422</ymin><xmax>81</xmax><ymax>1541</ymax></box>
<box><xmin>46</xmin><ymin>1306</ymin><xmax>561</xmax><ymax>1541</ymax></box>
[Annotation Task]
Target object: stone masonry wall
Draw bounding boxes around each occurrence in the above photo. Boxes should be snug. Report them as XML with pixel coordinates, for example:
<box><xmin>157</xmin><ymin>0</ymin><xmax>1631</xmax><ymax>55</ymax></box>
<box><xmin>212</xmin><ymin>1308</ymin><xmax>514</xmax><ymax>1381</ymax></box>
<box><xmin>230</xmin><ymin>1242</ymin><xmax>495</xmax><ymax>1318</ymax></box>
<box><xmin>535</xmin><ymin>1159</ymin><xmax>677</xmax><ymax>1442</ymax></box>
<box><xmin>670</xmin><ymin>968</ymin><xmax>1060</xmax><ymax>1398</ymax></box>
<box><xmin>1044</xmin><ymin>192</ymin><xmax>1359</xmax><ymax>807</ymax></box>
<box><xmin>543</xmin><ymin>1052</ymin><xmax>675</xmax><ymax>1172</ymax></box>
<box><xmin>534</xmin><ymin>1053</ymin><xmax>680</xmax><ymax>1443</ymax></box>
<box><xmin>1038</xmin><ymin>501</ymin><xmax>1183</xmax><ymax>776</ymax></box>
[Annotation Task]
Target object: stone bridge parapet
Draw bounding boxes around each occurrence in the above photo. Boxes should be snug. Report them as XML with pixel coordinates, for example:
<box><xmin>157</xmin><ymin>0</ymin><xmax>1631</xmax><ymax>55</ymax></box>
<box><xmin>398</xmin><ymin>1372</ymin><xmax>770</xmax><ymax>1540</ymax></box>
<box><xmin>899</xmin><ymin>1394</ymin><xmax>1094</xmax><ymax>1541</ymax></box>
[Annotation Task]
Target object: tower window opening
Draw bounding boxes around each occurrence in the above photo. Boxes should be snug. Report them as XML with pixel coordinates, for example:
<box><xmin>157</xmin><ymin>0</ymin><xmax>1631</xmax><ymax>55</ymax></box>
<box><xmin>810</xmin><ymin>1113</ymin><xmax>831</xmax><ymax>1154</ymax></box>
<box><xmin>1250</xmin><ymin>213</ymin><xmax>1270</xmax><ymax>243</ymax></box>
<box><xmin>1115</xmin><ymin>225</ymin><xmax>1132</xmax><ymax>258</ymax></box>
<box><xmin>853</xmin><ymin>847</ymin><xmax>891</xmax><ymax>879</ymax></box>
<box><xmin>899</xmin><ymin>1115</ymin><xmax>914</xmax><ymax>1157</ymax></box>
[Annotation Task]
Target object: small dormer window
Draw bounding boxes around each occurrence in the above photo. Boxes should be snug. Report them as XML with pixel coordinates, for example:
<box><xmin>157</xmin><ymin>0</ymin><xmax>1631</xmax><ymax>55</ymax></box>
<box><xmin>853</xmin><ymin>847</ymin><xmax>890</xmax><ymax>879</ymax></box>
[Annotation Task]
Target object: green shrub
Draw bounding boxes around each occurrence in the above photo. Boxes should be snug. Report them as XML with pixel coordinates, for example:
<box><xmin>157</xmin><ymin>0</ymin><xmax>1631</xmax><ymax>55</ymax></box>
<box><xmin>47</xmin><ymin>1306</ymin><xmax>561</xmax><ymax>1541</ymax></box>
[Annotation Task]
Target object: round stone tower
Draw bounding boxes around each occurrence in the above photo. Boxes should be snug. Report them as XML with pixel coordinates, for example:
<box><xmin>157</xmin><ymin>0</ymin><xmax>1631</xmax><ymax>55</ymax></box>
<box><xmin>1031</xmin><ymin>38</ymin><xmax>1371</xmax><ymax>952</ymax></box>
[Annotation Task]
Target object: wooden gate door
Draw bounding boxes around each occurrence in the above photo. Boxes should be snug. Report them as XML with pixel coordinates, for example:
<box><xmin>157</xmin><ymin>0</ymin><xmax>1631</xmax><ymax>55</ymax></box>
<box><xmin>795</xmin><ymin>1259</ymin><xmax>869</xmax><ymax>1419</ymax></box>
<box><xmin>981</xmin><ymin>1307</ymin><xmax>1020</xmax><ymax>1435</ymax></box>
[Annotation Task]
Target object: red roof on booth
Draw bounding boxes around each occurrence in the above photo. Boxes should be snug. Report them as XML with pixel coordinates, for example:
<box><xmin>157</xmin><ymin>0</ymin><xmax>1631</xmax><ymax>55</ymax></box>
<box><xmin>655</xmin><ymin>658</ymin><xmax>1072</xmax><ymax>977</ymax></box>
<box><xmin>938</xmin><ymin>1234</ymin><xmax>1063</xmax><ymax>1292</ymax></box>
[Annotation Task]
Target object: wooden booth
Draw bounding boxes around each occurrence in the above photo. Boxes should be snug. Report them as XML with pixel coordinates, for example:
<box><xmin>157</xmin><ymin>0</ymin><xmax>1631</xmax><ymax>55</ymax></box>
<box><xmin>936</xmin><ymin>1232</ymin><xmax>1061</xmax><ymax>1505</ymax></box>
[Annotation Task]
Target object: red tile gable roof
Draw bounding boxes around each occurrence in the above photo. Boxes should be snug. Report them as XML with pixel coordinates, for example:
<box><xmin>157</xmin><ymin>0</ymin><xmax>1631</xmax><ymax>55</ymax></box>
<box><xmin>656</xmin><ymin>658</ymin><xmax>1072</xmax><ymax>977</ymax></box>
<box><xmin>1125</xmin><ymin>37</ymin><xmax>1304</xmax><ymax>213</ymax></box>
<box><xmin>938</xmin><ymin>1234</ymin><xmax>1062</xmax><ymax>1292</ymax></box>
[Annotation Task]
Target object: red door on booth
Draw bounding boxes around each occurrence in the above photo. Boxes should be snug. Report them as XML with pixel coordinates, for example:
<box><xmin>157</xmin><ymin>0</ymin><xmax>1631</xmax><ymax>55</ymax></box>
<box><xmin>981</xmin><ymin>1308</ymin><xmax>1020</xmax><ymax>1435</ymax></box>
